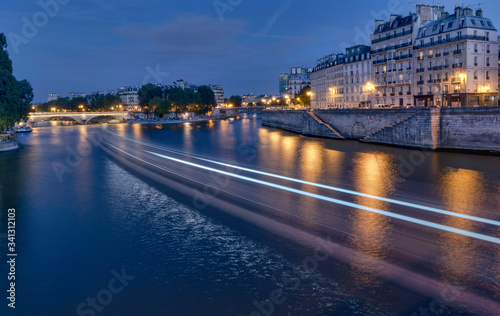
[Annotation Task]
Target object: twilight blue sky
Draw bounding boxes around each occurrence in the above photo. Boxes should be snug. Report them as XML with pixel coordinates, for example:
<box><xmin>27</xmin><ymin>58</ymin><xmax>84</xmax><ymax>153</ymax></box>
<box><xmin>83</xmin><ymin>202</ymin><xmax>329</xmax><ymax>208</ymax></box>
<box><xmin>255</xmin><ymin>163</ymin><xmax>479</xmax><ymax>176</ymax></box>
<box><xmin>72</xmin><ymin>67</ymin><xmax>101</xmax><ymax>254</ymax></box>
<box><xmin>2</xmin><ymin>0</ymin><xmax>500</xmax><ymax>102</ymax></box>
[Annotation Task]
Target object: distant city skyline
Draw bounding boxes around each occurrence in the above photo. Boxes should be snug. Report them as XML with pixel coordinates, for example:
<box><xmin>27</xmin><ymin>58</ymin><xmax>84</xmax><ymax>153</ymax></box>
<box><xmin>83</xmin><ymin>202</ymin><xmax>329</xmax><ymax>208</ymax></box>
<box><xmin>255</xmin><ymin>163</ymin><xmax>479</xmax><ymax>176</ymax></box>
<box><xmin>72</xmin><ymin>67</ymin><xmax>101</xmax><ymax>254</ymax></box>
<box><xmin>3</xmin><ymin>0</ymin><xmax>500</xmax><ymax>102</ymax></box>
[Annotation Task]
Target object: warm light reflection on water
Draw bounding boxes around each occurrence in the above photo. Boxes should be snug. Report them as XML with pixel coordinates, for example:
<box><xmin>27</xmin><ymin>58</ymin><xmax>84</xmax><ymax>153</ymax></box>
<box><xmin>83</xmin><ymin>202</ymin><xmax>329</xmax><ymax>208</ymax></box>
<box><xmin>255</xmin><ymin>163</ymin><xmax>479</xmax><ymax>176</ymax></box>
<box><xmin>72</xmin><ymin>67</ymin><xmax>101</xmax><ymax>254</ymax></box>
<box><xmin>279</xmin><ymin>136</ymin><xmax>299</xmax><ymax>172</ymax></box>
<box><xmin>436</xmin><ymin>168</ymin><xmax>487</xmax><ymax>286</ymax></box>
<box><xmin>348</xmin><ymin>152</ymin><xmax>398</xmax><ymax>288</ymax></box>
<box><xmin>132</xmin><ymin>123</ymin><xmax>143</xmax><ymax>139</ymax></box>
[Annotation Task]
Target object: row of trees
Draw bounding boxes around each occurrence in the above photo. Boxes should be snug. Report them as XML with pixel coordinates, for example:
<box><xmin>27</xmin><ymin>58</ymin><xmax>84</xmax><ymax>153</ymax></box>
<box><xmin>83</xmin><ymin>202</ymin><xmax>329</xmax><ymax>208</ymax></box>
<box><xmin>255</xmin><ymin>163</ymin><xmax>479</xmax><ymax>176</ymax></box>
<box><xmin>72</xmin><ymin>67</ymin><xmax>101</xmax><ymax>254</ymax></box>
<box><xmin>0</xmin><ymin>33</ymin><xmax>34</xmax><ymax>130</ymax></box>
<box><xmin>138</xmin><ymin>83</ymin><xmax>217</xmax><ymax>117</ymax></box>
<box><xmin>36</xmin><ymin>94</ymin><xmax>121</xmax><ymax>112</ymax></box>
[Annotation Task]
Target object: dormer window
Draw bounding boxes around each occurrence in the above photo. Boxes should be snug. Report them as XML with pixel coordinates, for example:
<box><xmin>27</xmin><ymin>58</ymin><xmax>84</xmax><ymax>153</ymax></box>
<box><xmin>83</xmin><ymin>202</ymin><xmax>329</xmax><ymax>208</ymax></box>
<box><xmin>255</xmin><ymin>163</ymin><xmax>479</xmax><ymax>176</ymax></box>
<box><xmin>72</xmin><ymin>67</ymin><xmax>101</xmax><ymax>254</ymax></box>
<box><xmin>471</xmin><ymin>19</ymin><xmax>476</xmax><ymax>25</ymax></box>
<box><xmin>480</xmin><ymin>20</ymin><xmax>485</xmax><ymax>26</ymax></box>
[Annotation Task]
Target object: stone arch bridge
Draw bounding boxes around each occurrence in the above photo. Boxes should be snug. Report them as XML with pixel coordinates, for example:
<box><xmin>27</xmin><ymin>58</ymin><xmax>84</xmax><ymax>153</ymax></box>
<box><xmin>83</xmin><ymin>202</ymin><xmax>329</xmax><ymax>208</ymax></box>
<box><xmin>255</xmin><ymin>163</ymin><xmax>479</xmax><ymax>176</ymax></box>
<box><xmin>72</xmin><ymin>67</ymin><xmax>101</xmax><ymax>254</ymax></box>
<box><xmin>28</xmin><ymin>112</ymin><xmax>131</xmax><ymax>126</ymax></box>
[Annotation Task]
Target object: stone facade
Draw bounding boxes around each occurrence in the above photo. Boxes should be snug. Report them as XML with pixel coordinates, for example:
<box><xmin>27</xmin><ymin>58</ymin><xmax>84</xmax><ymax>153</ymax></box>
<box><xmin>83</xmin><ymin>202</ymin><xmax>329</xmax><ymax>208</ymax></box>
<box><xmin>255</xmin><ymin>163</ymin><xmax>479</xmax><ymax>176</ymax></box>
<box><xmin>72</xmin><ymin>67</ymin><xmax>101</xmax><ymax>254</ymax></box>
<box><xmin>262</xmin><ymin>107</ymin><xmax>500</xmax><ymax>152</ymax></box>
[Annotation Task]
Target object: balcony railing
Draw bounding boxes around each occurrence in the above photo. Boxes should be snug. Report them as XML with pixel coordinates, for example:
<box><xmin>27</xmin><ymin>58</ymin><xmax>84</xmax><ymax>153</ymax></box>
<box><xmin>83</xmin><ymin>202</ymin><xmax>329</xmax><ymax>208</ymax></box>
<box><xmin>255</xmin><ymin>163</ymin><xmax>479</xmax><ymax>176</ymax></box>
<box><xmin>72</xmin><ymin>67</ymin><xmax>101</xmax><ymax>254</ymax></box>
<box><xmin>373</xmin><ymin>59</ymin><xmax>388</xmax><ymax>65</ymax></box>
<box><xmin>371</xmin><ymin>42</ymin><xmax>412</xmax><ymax>54</ymax></box>
<box><xmin>453</xmin><ymin>49</ymin><xmax>462</xmax><ymax>55</ymax></box>
<box><xmin>394</xmin><ymin>54</ymin><xmax>412</xmax><ymax>61</ymax></box>
<box><xmin>452</xmin><ymin>63</ymin><xmax>463</xmax><ymax>68</ymax></box>
<box><xmin>413</xmin><ymin>35</ymin><xmax>488</xmax><ymax>50</ymax></box>
<box><xmin>416</xmin><ymin>68</ymin><xmax>425</xmax><ymax>73</ymax></box>
<box><xmin>372</xmin><ymin>29</ymin><xmax>413</xmax><ymax>44</ymax></box>
<box><xmin>417</xmin><ymin>80</ymin><xmax>424</xmax><ymax>85</ymax></box>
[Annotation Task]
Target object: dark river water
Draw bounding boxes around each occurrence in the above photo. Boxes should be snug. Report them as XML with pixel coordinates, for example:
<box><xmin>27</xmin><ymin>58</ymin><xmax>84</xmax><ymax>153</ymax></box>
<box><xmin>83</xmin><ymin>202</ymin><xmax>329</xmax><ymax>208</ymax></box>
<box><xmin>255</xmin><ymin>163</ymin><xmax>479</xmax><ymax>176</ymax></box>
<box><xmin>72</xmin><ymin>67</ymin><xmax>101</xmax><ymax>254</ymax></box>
<box><xmin>1</xmin><ymin>114</ymin><xmax>499</xmax><ymax>316</ymax></box>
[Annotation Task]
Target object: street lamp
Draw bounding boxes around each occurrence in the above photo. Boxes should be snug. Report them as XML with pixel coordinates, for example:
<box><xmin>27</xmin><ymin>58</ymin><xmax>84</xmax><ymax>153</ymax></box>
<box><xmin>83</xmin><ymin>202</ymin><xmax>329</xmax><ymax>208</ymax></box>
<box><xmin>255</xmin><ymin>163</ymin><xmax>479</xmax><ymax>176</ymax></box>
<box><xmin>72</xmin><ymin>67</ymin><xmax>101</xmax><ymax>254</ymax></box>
<box><xmin>365</xmin><ymin>82</ymin><xmax>375</xmax><ymax>109</ymax></box>
<box><xmin>365</xmin><ymin>82</ymin><xmax>375</xmax><ymax>92</ymax></box>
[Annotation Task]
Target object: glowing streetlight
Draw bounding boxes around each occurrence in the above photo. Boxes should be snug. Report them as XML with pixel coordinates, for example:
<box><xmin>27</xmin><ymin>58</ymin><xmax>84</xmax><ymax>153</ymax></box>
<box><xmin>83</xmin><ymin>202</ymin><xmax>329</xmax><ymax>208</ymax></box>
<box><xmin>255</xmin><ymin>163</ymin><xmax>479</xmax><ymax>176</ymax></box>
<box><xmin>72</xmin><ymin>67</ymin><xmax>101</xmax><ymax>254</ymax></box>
<box><xmin>307</xmin><ymin>91</ymin><xmax>313</xmax><ymax>97</ymax></box>
<box><xmin>365</xmin><ymin>82</ymin><xmax>375</xmax><ymax>92</ymax></box>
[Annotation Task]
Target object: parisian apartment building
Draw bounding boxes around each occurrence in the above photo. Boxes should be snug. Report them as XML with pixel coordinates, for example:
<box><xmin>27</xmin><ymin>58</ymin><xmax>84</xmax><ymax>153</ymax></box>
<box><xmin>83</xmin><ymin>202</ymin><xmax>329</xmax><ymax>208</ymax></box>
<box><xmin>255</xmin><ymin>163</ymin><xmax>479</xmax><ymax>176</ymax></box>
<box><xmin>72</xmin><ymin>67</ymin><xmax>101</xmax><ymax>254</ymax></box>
<box><xmin>281</xmin><ymin>67</ymin><xmax>313</xmax><ymax>97</ymax></box>
<box><xmin>311</xmin><ymin>4</ymin><xmax>499</xmax><ymax>109</ymax></box>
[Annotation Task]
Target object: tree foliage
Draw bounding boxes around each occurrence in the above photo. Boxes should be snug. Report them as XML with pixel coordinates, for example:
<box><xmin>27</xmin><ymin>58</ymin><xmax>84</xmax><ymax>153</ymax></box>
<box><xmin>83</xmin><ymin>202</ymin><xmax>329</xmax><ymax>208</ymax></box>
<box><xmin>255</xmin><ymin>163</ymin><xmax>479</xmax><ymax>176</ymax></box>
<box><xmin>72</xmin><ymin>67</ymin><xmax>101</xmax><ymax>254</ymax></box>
<box><xmin>0</xmin><ymin>32</ymin><xmax>33</xmax><ymax>130</ymax></box>
<box><xmin>150</xmin><ymin>97</ymin><xmax>172</xmax><ymax>117</ymax></box>
<box><xmin>228</xmin><ymin>95</ymin><xmax>242</xmax><ymax>107</ymax></box>
<box><xmin>138</xmin><ymin>84</ymin><xmax>164</xmax><ymax>107</ymax></box>
<box><xmin>89</xmin><ymin>94</ymin><xmax>121</xmax><ymax>111</ymax></box>
<box><xmin>293</xmin><ymin>86</ymin><xmax>312</xmax><ymax>107</ymax></box>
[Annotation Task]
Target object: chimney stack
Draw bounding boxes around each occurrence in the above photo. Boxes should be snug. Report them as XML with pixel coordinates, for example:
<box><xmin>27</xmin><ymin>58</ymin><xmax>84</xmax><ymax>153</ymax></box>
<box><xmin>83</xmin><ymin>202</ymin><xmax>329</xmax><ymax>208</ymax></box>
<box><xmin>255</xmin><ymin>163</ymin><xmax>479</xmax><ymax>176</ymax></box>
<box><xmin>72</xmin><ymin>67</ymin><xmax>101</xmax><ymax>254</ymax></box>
<box><xmin>454</xmin><ymin>6</ymin><xmax>462</xmax><ymax>17</ymax></box>
<box><xmin>476</xmin><ymin>9</ymin><xmax>483</xmax><ymax>17</ymax></box>
<box><xmin>374</xmin><ymin>20</ymin><xmax>385</xmax><ymax>30</ymax></box>
<box><xmin>441</xmin><ymin>11</ymin><xmax>450</xmax><ymax>20</ymax></box>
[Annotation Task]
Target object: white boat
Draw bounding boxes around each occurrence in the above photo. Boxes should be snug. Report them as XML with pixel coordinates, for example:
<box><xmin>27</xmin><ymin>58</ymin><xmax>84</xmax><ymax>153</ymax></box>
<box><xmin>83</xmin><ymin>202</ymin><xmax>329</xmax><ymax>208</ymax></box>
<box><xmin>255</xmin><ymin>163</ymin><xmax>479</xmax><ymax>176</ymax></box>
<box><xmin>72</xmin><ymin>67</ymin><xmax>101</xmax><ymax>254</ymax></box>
<box><xmin>15</xmin><ymin>126</ymin><xmax>33</xmax><ymax>133</ymax></box>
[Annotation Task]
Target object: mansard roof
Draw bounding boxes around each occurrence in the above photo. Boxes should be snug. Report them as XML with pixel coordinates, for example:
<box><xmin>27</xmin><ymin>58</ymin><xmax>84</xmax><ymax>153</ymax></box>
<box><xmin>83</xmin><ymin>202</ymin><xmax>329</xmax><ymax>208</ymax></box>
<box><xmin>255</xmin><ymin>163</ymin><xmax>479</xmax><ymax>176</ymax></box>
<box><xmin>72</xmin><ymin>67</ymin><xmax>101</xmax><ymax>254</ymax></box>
<box><xmin>374</xmin><ymin>15</ymin><xmax>416</xmax><ymax>35</ymax></box>
<box><xmin>417</xmin><ymin>14</ymin><xmax>496</xmax><ymax>39</ymax></box>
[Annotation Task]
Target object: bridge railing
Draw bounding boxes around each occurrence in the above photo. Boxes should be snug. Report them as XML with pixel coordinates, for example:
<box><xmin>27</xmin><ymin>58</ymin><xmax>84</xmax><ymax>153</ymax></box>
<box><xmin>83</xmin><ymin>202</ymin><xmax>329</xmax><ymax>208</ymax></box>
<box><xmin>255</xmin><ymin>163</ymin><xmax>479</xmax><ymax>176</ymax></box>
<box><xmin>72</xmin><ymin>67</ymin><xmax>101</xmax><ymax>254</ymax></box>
<box><xmin>30</xmin><ymin>111</ymin><xmax>128</xmax><ymax>115</ymax></box>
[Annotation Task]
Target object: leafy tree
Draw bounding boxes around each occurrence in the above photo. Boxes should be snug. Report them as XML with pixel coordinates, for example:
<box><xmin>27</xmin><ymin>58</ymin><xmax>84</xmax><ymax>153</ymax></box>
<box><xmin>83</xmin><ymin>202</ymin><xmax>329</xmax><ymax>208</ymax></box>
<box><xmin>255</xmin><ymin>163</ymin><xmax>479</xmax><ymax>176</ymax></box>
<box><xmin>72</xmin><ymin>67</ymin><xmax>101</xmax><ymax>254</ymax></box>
<box><xmin>293</xmin><ymin>86</ymin><xmax>312</xmax><ymax>107</ymax></box>
<box><xmin>0</xmin><ymin>32</ymin><xmax>32</xmax><ymax>130</ymax></box>
<box><xmin>150</xmin><ymin>97</ymin><xmax>172</xmax><ymax>118</ymax></box>
<box><xmin>198</xmin><ymin>86</ymin><xmax>216</xmax><ymax>106</ymax></box>
<box><xmin>68</xmin><ymin>97</ymin><xmax>87</xmax><ymax>112</ymax></box>
<box><xmin>168</xmin><ymin>87</ymin><xmax>187</xmax><ymax>113</ymax></box>
<box><xmin>138</xmin><ymin>84</ymin><xmax>163</xmax><ymax>107</ymax></box>
<box><xmin>89</xmin><ymin>94</ymin><xmax>120</xmax><ymax>111</ymax></box>
<box><xmin>228</xmin><ymin>95</ymin><xmax>242</xmax><ymax>107</ymax></box>
<box><xmin>18</xmin><ymin>80</ymin><xmax>34</xmax><ymax>118</ymax></box>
